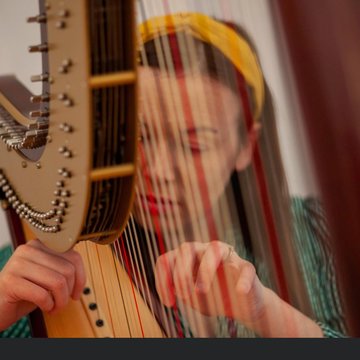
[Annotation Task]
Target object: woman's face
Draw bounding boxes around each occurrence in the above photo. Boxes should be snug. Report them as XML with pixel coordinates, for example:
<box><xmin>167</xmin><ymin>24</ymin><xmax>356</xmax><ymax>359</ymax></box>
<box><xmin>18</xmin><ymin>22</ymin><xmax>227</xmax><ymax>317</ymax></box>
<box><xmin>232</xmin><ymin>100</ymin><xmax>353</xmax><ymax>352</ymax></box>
<box><xmin>133</xmin><ymin>66</ymin><xmax>251</xmax><ymax>239</ymax></box>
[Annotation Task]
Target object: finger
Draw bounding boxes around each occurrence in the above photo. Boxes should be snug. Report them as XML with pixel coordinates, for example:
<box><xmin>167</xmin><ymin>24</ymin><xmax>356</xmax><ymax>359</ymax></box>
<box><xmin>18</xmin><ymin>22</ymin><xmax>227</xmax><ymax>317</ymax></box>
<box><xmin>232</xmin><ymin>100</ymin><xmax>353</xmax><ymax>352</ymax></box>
<box><xmin>154</xmin><ymin>251</ymin><xmax>177</xmax><ymax>307</ymax></box>
<box><xmin>195</xmin><ymin>241</ymin><xmax>228</xmax><ymax>293</ymax></box>
<box><xmin>172</xmin><ymin>243</ymin><xmax>200</xmax><ymax>301</ymax></box>
<box><xmin>60</xmin><ymin>250</ymin><xmax>86</xmax><ymax>300</ymax></box>
<box><xmin>235</xmin><ymin>261</ymin><xmax>256</xmax><ymax>296</ymax></box>
<box><xmin>25</xmin><ymin>240</ymin><xmax>86</xmax><ymax>300</ymax></box>
<box><xmin>13</xmin><ymin>259</ymin><xmax>71</xmax><ymax>312</ymax></box>
<box><xmin>6</xmin><ymin>274</ymin><xmax>54</xmax><ymax>313</ymax></box>
<box><xmin>14</xmin><ymin>244</ymin><xmax>75</xmax><ymax>297</ymax></box>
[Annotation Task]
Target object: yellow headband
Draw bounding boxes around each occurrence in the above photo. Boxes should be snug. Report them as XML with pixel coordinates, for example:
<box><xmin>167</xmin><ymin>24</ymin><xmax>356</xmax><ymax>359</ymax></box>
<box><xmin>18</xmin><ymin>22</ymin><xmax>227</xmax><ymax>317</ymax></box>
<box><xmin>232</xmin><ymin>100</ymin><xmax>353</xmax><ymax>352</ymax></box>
<box><xmin>138</xmin><ymin>12</ymin><xmax>265</xmax><ymax>120</ymax></box>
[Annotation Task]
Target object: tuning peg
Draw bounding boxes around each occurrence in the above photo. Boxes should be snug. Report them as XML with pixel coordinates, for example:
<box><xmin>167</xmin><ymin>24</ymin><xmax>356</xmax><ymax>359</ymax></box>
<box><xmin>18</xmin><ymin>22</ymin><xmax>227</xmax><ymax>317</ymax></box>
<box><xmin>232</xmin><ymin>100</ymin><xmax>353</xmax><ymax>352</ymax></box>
<box><xmin>30</xmin><ymin>94</ymin><xmax>50</xmax><ymax>103</ymax></box>
<box><xmin>28</xmin><ymin>44</ymin><xmax>48</xmax><ymax>53</ymax></box>
<box><xmin>27</xmin><ymin>14</ymin><xmax>47</xmax><ymax>23</ymax></box>
<box><xmin>58</xmin><ymin>9</ymin><xmax>69</xmax><ymax>18</ymax></box>
<box><xmin>31</xmin><ymin>74</ymin><xmax>49</xmax><ymax>82</ymax></box>
<box><xmin>29</xmin><ymin>110</ymin><xmax>50</xmax><ymax>118</ymax></box>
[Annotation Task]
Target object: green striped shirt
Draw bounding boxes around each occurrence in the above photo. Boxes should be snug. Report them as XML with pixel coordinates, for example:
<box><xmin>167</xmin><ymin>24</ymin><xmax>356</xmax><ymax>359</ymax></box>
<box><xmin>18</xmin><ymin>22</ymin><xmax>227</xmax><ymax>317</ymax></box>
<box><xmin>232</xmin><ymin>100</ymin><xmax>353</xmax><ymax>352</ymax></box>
<box><xmin>216</xmin><ymin>197</ymin><xmax>347</xmax><ymax>337</ymax></box>
<box><xmin>0</xmin><ymin>245</ymin><xmax>31</xmax><ymax>338</ymax></box>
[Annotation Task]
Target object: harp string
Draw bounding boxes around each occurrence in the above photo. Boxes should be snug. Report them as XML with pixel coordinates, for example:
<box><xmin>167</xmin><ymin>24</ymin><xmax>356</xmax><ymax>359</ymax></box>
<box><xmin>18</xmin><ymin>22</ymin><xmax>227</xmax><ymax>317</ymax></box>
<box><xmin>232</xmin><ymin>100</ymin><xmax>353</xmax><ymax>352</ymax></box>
<box><xmin>113</xmin><ymin>238</ymin><xmax>144</xmax><ymax>336</ymax></box>
<box><xmin>139</xmin><ymin>0</ymin><xmax>292</xmax><ymax>334</ymax></box>
<box><xmin>163</xmin><ymin>17</ymin><xmax>231</xmax><ymax>334</ymax></box>
<box><xmin>100</xmin><ymin>0</ymin><xmax>116</xmax><ymax>332</ymax></box>
<box><xmin>220</xmin><ymin>0</ymin><xmax>289</xmax><ymax>326</ymax></box>
<box><xmin>181</xmin><ymin>27</ymin><xmax>240</xmax><ymax>333</ymax></box>
<box><xmin>150</xmin><ymin>27</ymin><xmax>224</xmax><ymax>335</ymax></box>
<box><xmin>167</xmin><ymin>12</ymin><xmax>240</xmax><ymax>328</ymax></box>
<box><xmin>84</xmin><ymin>243</ymin><xmax>102</xmax><ymax>325</ymax></box>
<box><xmin>134</xmin><ymin>0</ymin><xmax>255</xmax><ymax>334</ymax></box>
<box><xmin>107</xmin><ymin>0</ymin><xmax>138</xmax><ymax>335</ymax></box>
<box><xmin>136</xmin><ymin>0</ymin><xmax>186</xmax><ymax>333</ymax></box>
<box><xmin>228</xmin><ymin>0</ymin><xmax>315</xmax><ymax>329</ymax></box>
<box><xmin>86</xmin><ymin>0</ymin><xmax>115</xmax><ymax>336</ymax></box>
<box><xmin>192</xmin><ymin>2</ymin><xmax>269</xmax><ymax>326</ymax></box>
<box><xmin>91</xmin><ymin>0</ymin><xmax>304</xmax><ymax>337</ymax></box>
<box><xmin>94</xmin><ymin>244</ymin><xmax>118</xmax><ymax>335</ymax></box>
<box><xmin>68</xmin><ymin>0</ymin><xmax>340</xmax><ymax>337</ymax></box>
<box><xmin>128</xmin><ymin>214</ymin><xmax>173</xmax><ymax>334</ymax></box>
<box><xmin>223</xmin><ymin>0</ymin><xmax>289</xmax><ymax>327</ymax></box>
<box><xmin>139</xmin><ymin>1</ymin><xmax>212</xmax><ymax>256</ymax></box>
<box><xmin>108</xmin><ymin>0</ymin><xmax>147</xmax><ymax>336</ymax></box>
<box><xmin>135</xmin><ymin>0</ymin><xmax>207</xmax><ymax>334</ymax></box>
<box><xmin>82</xmin><ymin>0</ymin><xmax>139</xmax><ymax>337</ymax></box>
<box><xmin>100</xmin><ymin>0</ymin><xmax>262</xmax><ymax>338</ymax></box>
<box><xmin>138</xmin><ymin>3</ymin><xmax>223</xmax><ymax>335</ymax></box>
<box><xmin>122</xmin><ymin>228</ymin><xmax>146</xmax><ymax>336</ymax></box>
<box><xmin>137</xmin><ymin>1</ymin><xmax>198</xmax><ymax>337</ymax></box>
<box><xmin>133</xmin><ymin>167</ymin><xmax>179</xmax><ymax>336</ymax></box>
<box><xmin>110</xmin><ymin>241</ymin><xmax>134</xmax><ymax>335</ymax></box>
<box><xmin>138</xmin><ymin>2</ymin><xmax>197</xmax><ymax>254</ymax></box>
<box><xmin>169</xmin><ymin>0</ymin><xmax>259</xmax><ymax>329</ymax></box>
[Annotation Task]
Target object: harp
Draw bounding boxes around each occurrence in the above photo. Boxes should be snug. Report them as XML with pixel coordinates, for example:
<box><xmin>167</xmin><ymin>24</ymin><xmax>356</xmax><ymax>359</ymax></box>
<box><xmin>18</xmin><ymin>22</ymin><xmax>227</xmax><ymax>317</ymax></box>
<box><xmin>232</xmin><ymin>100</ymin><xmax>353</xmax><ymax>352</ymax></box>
<box><xmin>0</xmin><ymin>0</ymin><xmax>161</xmax><ymax>337</ymax></box>
<box><xmin>275</xmin><ymin>0</ymin><xmax>360</xmax><ymax>336</ymax></box>
<box><xmin>1</xmin><ymin>0</ymin><xmax>359</xmax><ymax>338</ymax></box>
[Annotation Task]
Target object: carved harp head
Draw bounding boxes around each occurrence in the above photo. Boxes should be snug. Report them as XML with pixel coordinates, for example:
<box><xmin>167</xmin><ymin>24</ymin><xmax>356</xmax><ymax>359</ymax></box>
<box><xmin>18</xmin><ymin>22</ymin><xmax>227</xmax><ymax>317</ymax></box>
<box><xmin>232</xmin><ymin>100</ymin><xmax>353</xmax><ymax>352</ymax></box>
<box><xmin>0</xmin><ymin>0</ymin><xmax>138</xmax><ymax>252</ymax></box>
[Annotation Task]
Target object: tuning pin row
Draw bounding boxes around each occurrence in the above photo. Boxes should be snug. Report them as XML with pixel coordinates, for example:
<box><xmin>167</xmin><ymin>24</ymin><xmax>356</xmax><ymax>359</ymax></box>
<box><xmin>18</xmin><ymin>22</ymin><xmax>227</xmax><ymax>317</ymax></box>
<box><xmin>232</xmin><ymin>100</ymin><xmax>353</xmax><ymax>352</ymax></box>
<box><xmin>27</xmin><ymin>13</ymin><xmax>49</xmax><ymax>88</ymax></box>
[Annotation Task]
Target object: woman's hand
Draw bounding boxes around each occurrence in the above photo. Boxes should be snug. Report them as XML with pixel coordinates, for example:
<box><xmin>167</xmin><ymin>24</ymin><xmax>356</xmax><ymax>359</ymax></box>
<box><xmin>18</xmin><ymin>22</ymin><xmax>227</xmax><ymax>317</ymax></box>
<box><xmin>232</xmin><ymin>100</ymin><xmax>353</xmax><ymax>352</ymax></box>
<box><xmin>0</xmin><ymin>239</ymin><xmax>86</xmax><ymax>331</ymax></box>
<box><xmin>154</xmin><ymin>240</ymin><xmax>324</xmax><ymax>337</ymax></box>
<box><xmin>154</xmin><ymin>241</ymin><xmax>266</xmax><ymax>327</ymax></box>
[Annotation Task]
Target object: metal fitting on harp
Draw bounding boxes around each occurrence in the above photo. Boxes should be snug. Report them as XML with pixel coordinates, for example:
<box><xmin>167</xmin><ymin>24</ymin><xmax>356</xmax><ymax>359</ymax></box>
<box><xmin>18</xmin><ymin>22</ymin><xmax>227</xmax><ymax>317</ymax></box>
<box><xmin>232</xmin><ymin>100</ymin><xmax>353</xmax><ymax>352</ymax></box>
<box><xmin>28</xmin><ymin>44</ymin><xmax>49</xmax><ymax>53</ymax></box>
<box><xmin>27</xmin><ymin>14</ymin><xmax>47</xmax><ymax>24</ymax></box>
<box><xmin>31</xmin><ymin>74</ymin><xmax>49</xmax><ymax>82</ymax></box>
<box><xmin>30</xmin><ymin>94</ymin><xmax>50</xmax><ymax>103</ymax></box>
<box><xmin>29</xmin><ymin>110</ymin><xmax>50</xmax><ymax>118</ymax></box>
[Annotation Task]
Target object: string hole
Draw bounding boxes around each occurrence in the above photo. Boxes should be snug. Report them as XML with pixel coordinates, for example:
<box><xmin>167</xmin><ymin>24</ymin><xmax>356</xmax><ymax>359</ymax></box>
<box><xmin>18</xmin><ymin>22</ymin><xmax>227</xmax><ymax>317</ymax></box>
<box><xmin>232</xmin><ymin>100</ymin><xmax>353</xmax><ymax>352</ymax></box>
<box><xmin>83</xmin><ymin>287</ymin><xmax>91</xmax><ymax>295</ymax></box>
<box><xmin>89</xmin><ymin>303</ymin><xmax>97</xmax><ymax>311</ymax></box>
<box><xmin>96</xmin><ymin>319</ymin><xmax>104</xmax><ymax>327</ymax></box>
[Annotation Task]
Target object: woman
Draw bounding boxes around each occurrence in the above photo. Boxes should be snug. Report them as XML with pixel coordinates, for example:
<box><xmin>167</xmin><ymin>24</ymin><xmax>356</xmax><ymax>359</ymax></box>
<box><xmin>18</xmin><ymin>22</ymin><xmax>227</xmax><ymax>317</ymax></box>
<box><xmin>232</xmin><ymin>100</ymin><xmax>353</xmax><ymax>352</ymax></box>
<box><xmin>123</xmin><ymin>12</ymin><xmax>347</xmax><ymax>337</ymax></box>
<box><xmin>0</xmin><ymin>12</ymin><xmax>346</xmax><ymax>338</ymax></box>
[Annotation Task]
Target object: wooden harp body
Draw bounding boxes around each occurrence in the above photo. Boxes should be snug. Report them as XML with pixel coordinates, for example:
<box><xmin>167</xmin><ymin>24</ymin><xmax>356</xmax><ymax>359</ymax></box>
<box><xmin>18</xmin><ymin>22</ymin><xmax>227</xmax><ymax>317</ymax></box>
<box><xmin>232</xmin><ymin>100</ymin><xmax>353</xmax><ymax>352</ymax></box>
<box><xmin>0</xmin><ymin>0</ymin><xmax>164</xmax><ymax>338</ymax></box>
<box><xmin>275</xmin><ymin>0</ymin><xmax>360</xmax><ymax>336</ymax></box>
